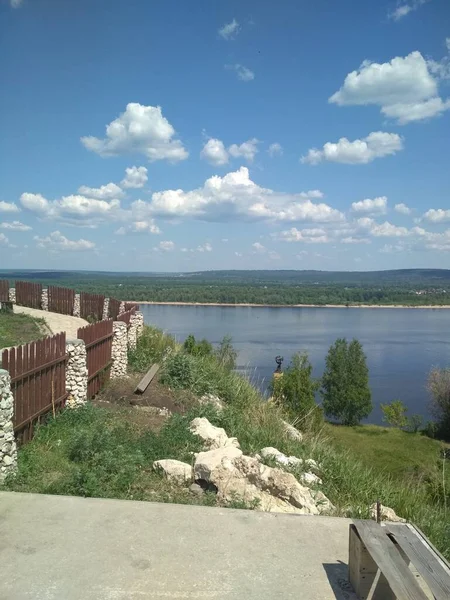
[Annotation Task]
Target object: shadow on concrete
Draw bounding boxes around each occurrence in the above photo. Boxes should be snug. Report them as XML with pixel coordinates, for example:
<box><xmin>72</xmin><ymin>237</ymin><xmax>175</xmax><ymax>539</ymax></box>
<box><xmin>323</xmin><ymin>561</ymin><xmax>357</xmax><ymax>600</ymax></box>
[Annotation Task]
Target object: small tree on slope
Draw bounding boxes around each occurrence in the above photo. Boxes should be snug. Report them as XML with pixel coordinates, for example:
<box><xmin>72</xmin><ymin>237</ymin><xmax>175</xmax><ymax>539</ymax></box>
<box><xmin>321</xmin><ymin>338</ymin><xmax>372</xmax><ymax>425</ymax></box>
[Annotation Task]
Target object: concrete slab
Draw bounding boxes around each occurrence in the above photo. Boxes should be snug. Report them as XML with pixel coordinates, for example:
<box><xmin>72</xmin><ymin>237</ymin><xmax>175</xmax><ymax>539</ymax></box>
<box><xmin>0</xmin><ymin>492</ymin><xmax>357</xmax><ymax>600</ymax></box>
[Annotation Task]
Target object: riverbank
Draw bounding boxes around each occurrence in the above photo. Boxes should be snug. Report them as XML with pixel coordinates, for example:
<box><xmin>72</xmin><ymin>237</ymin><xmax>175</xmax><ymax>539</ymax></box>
<box><xmin>132</xmin><ymin>301</ymin><xmax>450</xmax><ymax>309</ymax></box>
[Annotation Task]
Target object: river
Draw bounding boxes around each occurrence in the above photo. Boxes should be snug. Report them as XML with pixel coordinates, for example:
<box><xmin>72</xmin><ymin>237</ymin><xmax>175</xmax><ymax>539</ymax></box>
<box><xmin>139</xmin><ymin>304</ymin><xmax>450</xmax><ymax>424</ymax></box>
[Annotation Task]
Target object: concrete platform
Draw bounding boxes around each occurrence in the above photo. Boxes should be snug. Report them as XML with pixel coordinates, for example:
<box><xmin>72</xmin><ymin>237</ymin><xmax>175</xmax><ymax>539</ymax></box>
<box><xmin>0</xmin><ymin>492</ymin><xmax>357</xmax><ymax>600</ymax></box>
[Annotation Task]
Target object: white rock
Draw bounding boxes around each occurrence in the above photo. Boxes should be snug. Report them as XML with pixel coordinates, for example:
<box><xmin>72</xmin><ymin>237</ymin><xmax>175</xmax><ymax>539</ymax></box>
<box><xmin>260</xmin><ymin>447</ymin><xmax>303</xmax><ymax>468</ymax></box>
<box><xmin>194</xmin><ymin>446</ymin><xmax>243</xmax><ymax>481</ymax></box>
<box><xmin>300</xmin><ymin>472</ymin><xmax>322</xmax><ymax>486</ymax></box>
<box><xmin>153</xmin><ymin>459</ymin><xmax>193</xmax><ymax>484</ymax></box>
<box><xmin>190</xmin><ymin>417</ymin><xmax>240</xmax><ymax>450</ymax></box>
<box><xmin>370</xmin><ymin>503</ymin><xmax>406</xmax><ymax>523</ymax></box>
<box><xmin>282</xmin><ymin>420</ymin><xmax>303</xmax><ymax>442</ymax></box>
<box><xmin>199</xmin><ymin>394</ymin><xmax>224</xmax><ymax>411</ymax></box>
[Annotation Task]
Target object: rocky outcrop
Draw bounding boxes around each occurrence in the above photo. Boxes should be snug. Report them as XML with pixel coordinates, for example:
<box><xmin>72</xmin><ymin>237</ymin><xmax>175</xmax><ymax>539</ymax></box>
<box><xmin>281</xmin><ymin>420</ymin><xmax>303</xmax><ymax>442</ymax></box>
<box><xmin>190</xmin><ymin>417</ymin><xmax>240</xmax><ymax>450</ymax></box>
<box><xmin>153</xmin><ymin>459</ymin><xmax>193</xmax><ymax>484</ymax></box>
<box><xmin>370</xmin><ymin>503</ymin><xmax>406</xmax><ymax>523</ymax></box>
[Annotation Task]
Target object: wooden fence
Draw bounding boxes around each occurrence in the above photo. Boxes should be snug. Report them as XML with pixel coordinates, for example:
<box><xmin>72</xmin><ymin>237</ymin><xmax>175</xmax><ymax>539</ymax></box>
<box><xmin>80</xmin><ymin>292</ymin><xmax>105</xmax><ymax>321</ymax></box>
<box><xmin>117</xmin><ymin>305</ymin><xmax>137</xmax><ymax>327</ymax></box>
<box><xmin>0</xmin><ymin>279</ymin><xmax>9</xmax><ymax>303</ymax></box>
<box><xmin>124</xmin><ymin>302</ymin><xmax>139</xmax><ymax>312</ymax></box>
<box><xmin>108</xmin><ymin>298</ymin><xmax>121</xmax><ymax>320</ymax></box>
<box><xmin>15</xmin><ymin>281</ymin><xmax>42</xmax><ymax>309</ymax></box>
<box><xmin>48</xmin><ymin>285</ymin><xmax>75</xmax><ymax>315</ymax></box>
<box><xmin>77</xmin><ymin>320</ymin><xmax>113</xmax><ymax>398</ymax></box>
<box><xmin>1</xmin><ymin>333</ymin><xmax>68</xmax><ymax>444</ymax></box>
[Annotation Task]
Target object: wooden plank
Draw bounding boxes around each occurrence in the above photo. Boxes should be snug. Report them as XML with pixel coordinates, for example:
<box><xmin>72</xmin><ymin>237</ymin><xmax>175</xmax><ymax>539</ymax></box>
<box><xmin>353</xmin><ymin>520</ymin><xmax>428</xmax><ymax>600</ymax></box>
<box><xmin>384</xmin><ymin>523</ymin><xmax>450</xmax><ymax>600</ymax></box>
<box><xmin>135</xmin><ymin>364</ymin><xmax>160</xmax><ymax>394</ymax></box>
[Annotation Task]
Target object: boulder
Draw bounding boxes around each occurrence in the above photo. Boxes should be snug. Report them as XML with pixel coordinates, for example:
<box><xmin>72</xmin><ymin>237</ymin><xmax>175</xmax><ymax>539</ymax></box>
<box><xmin>282</xmin><ymin>420</ymin><xmax>303</xmax><ymax>442</ymax></box>
<box><xmin>370</xmin><ymin>503</ymin><xmax>406</xmax><ymax>523</ymax></box>
<box><xmin>260</xmin><ymin>447</ymin><xmax>303</xmax><ymax>468</ymax></box>
<box><xmin>190</xmin><ymin>417</ymin><xmax>240</xmax><ymax>449</ymax></box>
<box><xmin>194</xmin><ymin>446</ymin><xmax>243</xmax><ymax>481</ymax></box>
<box><xmin>300</xmin><ymin>472</ymin><xmax>322</xmax><ymax>486</ymax></box>
<box><xmin>153</xmin><ymin>459</ymin><xmax>193</xmax><ymax>484</ymax></box>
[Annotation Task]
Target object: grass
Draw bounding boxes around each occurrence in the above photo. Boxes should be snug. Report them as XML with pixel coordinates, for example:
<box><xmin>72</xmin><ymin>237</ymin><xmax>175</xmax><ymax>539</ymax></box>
<box><xmin>0</xmin><ymin>311</ymin><xmax>46</xmax><ymax>348</ymax></box>
<box><xmin>3</xmin><ymin>324</ymin><xmax>450</xmax><ymax>560</ymax></box>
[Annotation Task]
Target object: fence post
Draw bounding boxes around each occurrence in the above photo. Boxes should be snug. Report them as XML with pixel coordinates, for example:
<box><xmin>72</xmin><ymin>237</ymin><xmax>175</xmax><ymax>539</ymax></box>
<box><xmin>8</xmin><ymin>288</ymin><xmax>16</xmax><ymax>303</ymax></box>
<box><xmin>111</xmin><ymin>322</ymin><xmax>128</xmax><ymax>379</ymax></box>
<box><xmin>41</xmin><ymin>288</ymin><xmax>49</xmax><ymax>311</ymax></box>
<box><xmin>127</xmin><ymin>314</ymin><xmax>139</xmax><ymax>350</ymax></box>
<box><xmin>65</xmin><ymin>339</ymin><xmax>88</xmax><ymax>408</ymax></box>
<box><xmin>73</xmin><ymin>293</ymin><xmax>81</xmax><ymax>317</ymax></box>
<box><xmin>102</xmin><ymin>297</ymin><xmax>110</xmax><ymax>320</ymax></box>
<box><xmin>135</xmin><ymin>310</ymin><xmax>144</xmax><ymax>340</ymax></box>
<box><xmin>118</xmin><ymin>301</ymin><xmax>125</xmax><ymax>315</ymax></box>
<box><xmin>0</xmin><ymin>369</ymin><xmax>17</xmax><ymax>482</ymax></box>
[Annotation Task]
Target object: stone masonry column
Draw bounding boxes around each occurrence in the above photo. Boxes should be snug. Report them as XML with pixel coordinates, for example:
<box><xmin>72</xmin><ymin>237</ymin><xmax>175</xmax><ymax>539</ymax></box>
<box><xmin>66</xmin><ymin>339</ymin><xmax>88</xmax><ymax>408</ymax></box>
<box><xmin>111</xmin><ymin>321</ymin><xmax>128</xmax><ymax>379</ymax></box>
<box><xmin>118</xmin><ymin>301</ymin><xmax>125</xmax><ymax>315</ymax></box>
<box><xmin>0</xmin><ymin>369</ymin><xmax>17</xmax><ymax>482</ymax></box>
<box><xmin>41</xmin><ymin>288</ymin><xmax>49</xmax><ymax>311</ymax></box>
<box><xmin>73</xmin><ymin>293</ymin><xmax>81</xmax><ymax>317</ymax></box>
<box><xmin>8</xmin><ymin>288</ymin><xmax>16</xmax><ymax>303</ymax></box>
<box><xmin>135</xmin><ymin>310</ymin><xmax>144</xmax><ymax>340</ymax></box>
<box><xmin>102</xmin><ymin>297</ymin><xmax>110</xmax><ymax>321</ymax></box>
<box><xmin>127</xmin><ymin>314</ymin><xmax>139</xmax><ymax>350</ymax></box>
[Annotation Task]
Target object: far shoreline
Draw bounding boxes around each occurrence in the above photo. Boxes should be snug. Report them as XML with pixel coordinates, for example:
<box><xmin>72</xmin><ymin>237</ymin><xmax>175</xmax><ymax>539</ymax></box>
<box><xmin>131</xmin><ymin>301</ymin><xmax>450</xmax><ymax>309</ymax></box>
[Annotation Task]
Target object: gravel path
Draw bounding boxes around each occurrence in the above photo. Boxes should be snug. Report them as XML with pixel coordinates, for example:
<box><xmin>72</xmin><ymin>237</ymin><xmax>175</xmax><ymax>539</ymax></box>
<box><xmin>13</xmin><ymin>306</ymin><xmax>88</xmax><ymax>339</ymax></box>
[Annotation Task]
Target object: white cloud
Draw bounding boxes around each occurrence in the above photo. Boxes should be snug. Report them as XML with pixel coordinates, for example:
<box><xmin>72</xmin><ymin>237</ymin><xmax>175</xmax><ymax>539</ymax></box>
<box><xmin>395</xmin><ymin>203</ymin><xmax>412</xmax><ymax>215</ymax></box>
<box><xmin>34</xmin><ymin>231</ymin><xmax>95</xmax><ymax>252</ymax></box>
<box><xmin>234</xmin><ymin>252</ymin><xmax>243</xmax><ymax>257</ymax></box>
<box><xmin>351</xmin><ymin>196</ymin><xmax>388</xmax><ymax>215</ymax></box>
<box><xmin>268</xmin><ymin>143</ymin><xmax>283</xmax><ymax>157</ymax></box>
<box><xmin>228</xmin><ymin>138</ymin><xmax>260</xmax><ymax>162</ymax></box>
<box><xmin>252</xmin><ymin>242</ymin><xmax>266</xmax><ymax>253</ymax></box>
<box><xmin>0</xmin><ymin>201</ymin><xmax>20</xmax><ymax>213</ymax></box>
<box><xmin>421</xmin><ymin>208</ymin><xmax>450</xmax><ymax>223</ymax></box>
<box><xmin>20</xmin><ymin>193</ymin><xmax>49</xmax><ymax>214</ymax></box>
<box><xmin>329</xmin><ymin>51</ymin><xmax>450</xmax><ymax>124</ymax></box>
<box><xmin>226</xmin><ymin>64</ymin><xmax>255</xmax><ymax>82</ymax></box>
<box><xmin>81</xmin><ymin>103</ymin><xmax>188</xmax><ymax>162</ymax></box>
<box><xmin>115</xmin><ymin>220</ymin><xmax>161</xmax><ymax>235</ymax></box>
<box><xmin>10</xmin><ymin>0</ymin><xmax>23</xmax><ymax>8</ymax></box>
<box><xmin>77</xmin><ymin>182</ymin><xmax>124</xmax><ymax>200</ymax></box>
<box><xmin>269</xmin><ymin>251</ymin><xmax>281</xmax><ymax>260</ymax></box>
<box><xmin>389</xmin><ymin>0</ymin><xmax>430</xmax><ymax>21</ymax></box>
<box><xmin>341</xmin><ymin>236</ymin><xmax>371</xmax><ymax>244</ymax></box>
<box><xmin>0</xmin><ymin>221</ymin><xmax>32</xmax><ymax>231</ymax></box>
<box><xmin>200</xmin><ymin>138</ymin><xmax>229</xmax><ymax>166</ymax></box>
<box><xmin>197</xmin><ymin>242</ymin><xmax>212</xmax><ymax>252</ymax></box>
<box><xmin>121</xmin><ymin>166</ymin><xmax>148</xmax><ymax>189</ymax></box>
<box><xmin>274</xmin><ymin>227</ymin><xmax>329</xmax><ymax>243</ymax></box>
<box><xmin>301</xmin><ymin>132</ymin><xmax>403</xmax><ymax>165</ymax></box>
<box><xmin>218</xmin><ymin>19</ymin><xmax>240</xmax><ymax>40</ymax></box>
<box><xmin>147</xmin><ymin>167</ymin><xmax>342</xmax><ymax>224</ymax></box>
<box><xmin>0</xmin><ymin>233</ymin><xmax>11</xmax><ymax>246</ymax></box>
<box><xmin>155</xmin><ymin>240</ymin><xmax>175</xmax><ymax>252</ymax></box>
<box><xmin>370</xmin><ymin>221</ymin><xmax>409</xmax><ymax>237</ymax></box>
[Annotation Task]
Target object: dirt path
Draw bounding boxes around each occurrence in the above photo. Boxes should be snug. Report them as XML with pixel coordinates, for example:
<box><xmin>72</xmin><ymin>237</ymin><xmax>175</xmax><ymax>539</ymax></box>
<box><xmin>13</xmin><ymin>306</ymin><xmax>88</xmax><ymax>339</ymax></box>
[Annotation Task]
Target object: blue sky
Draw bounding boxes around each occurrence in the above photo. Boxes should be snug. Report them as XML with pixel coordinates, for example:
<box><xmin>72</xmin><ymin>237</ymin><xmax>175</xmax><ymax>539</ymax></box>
<box><xmin>0</xmin><ymin>0</ymin><xmax>449</xmax><ymax>272</ymax></box>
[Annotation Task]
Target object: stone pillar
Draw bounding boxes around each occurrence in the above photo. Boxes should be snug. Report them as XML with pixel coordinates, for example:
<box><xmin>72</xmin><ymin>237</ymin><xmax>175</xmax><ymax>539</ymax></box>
<box><xmin>111</xmin><ymin>322</ymin><xmax>128</xmax><ymax>379</ymax></box>
<box><xmin>118</xmin><ymin>301</ymin><xmax>125</xmax><ymax>315</ymax></box>
<box><xmin>135</xmin><ymin>310</ymin><xmax>144</xmax><ymax>340</ymax></box>
<box><xmin>65</xmin><ymin>339</ymin><xmax>88</xmax><ymax>408</ymax></box>
<box><xmin>127</xmin><ymin>314</ymin><xmax>139</xmax><ymax>350</ymax></box>
<box><xmin>8</xmin><ymin>288</ymin><xmax>16</xmax><ymax>303</ymax></box>
<box><xmin>41</xmin><ymin>288</ymin><xmax>49</xmax><ymax>311</ymax></box>
<box><xmin>73</xmin><ymin>293</ymin><xmax>81</xmax><ymax>317</ymax></box>
<box><xmin>0</xmin><ymin>369</ymin><xmax>17</xmax><ymax>482</ymax></box>
<box><xmin>102</xmin><ymin>297</ymin><xmax>110</xmax><ymax>321</ymax></box>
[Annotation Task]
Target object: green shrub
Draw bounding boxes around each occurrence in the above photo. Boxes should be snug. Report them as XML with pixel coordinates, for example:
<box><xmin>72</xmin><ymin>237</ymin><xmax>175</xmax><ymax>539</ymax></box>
<box><xmin>428</xmin><ymin>367</ymin><xmax>450</xmax><ymax>440</ymax></box>
<box><xmin>381</xmin><ymin>400</ymin><xmax>408</xmax><ymax>428</ymax></box>
<box><xmin>128</xmin><ymin>326</ymin><xmax>177</xmax><ymax>372</ymax></box>
<box><xmin>214</xmin><ymin>335</ymin><xmax>237</xmax><ymax>371</ymax></box>
<box><xmin>183</xmin><ymin>334</ymin><xmax>213</xmax><ymax>357</ymax></box>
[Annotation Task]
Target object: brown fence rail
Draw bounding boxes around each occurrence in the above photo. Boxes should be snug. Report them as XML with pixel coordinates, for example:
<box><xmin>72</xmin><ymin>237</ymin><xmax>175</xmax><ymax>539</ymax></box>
<box><xmin>0</xmin><ymin>279</ymin><xmax>9</xmax><ymax>303</ymax></box>
<box><xmin>2</xmin><ymin>333</ymin><xmax>67</xmax><ymax>445</ymax></box>
<box><xmin>15</xmin><ymin>281</ymin><xmax>42</xmax><ymax>309</ymax></box>
<box><xmin>77</xmin><ymin>320</ymin><xmax>113</xmax><ymax>398</ymax></box>
<box><xmin>48</xmin><ymin>285</ymin><xmax>75</xmax><ymax>315</ymax></box>
<box><xmin>117</xmin><ymin>306</ymin><xmax>137</xmax><ymax>327</ymax></box>
<box><xmin>124</xmin><ymin>302</ymin><xmax>139</xmax><ymax>312</ymax></box>
<box><xmin>108</xmin><ymin>298</ymin><xmax>121</xmax><ymax>320</ymax></box>
<box><xmin>80</xmin><ymin>292</ymin><xmax>104</xmax><ymax>321</ymax></box>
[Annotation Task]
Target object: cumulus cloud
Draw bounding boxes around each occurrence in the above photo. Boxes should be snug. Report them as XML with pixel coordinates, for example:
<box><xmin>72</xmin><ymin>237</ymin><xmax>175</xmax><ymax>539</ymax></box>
<box><xmin>0</xmin><ymin>201</ymin><xmax>20</xmax><ymax>213</ymax></box>
<box><xmin>329</xmin><ymin>51</ymin><xmax>450</xmax><ymax>124</ymax></box>
<box><xmin>154</xmin><ymin>240</ymin><xmax>175</xmax><ymax>252</ymax></box>
<box><xmin>273</xmin><ymin>227</ymin><xmax>330</xmax><ymax>243</ymax></box>
<box><xmin>389</xmin><ymin>0</ymin><xmax>430</xmax><ymax>21</ymax></box>
<box><xmin>228</xmin><ymin>138</ymin><xmax>260</xmax><ymax>162</ymax></box>
<box><xmin>421</xmin><ymin>208</ymin><xmax>450</xmax><ymax>223</ymax></box>
<box><xmin>200</xmin><ymin>138</ymin><xmax>229</xmax><ymax>166</ymax></box>
<box><xmin>218</xmin><ymin>19</ymin><xmax>240</xmax><ymax>40</ymax></box>
<box><xmin>34</xmin><ymin>231</ymin><xmax>95</xmax><ymax>252</ymax></box>
<box><xmin>351</xmin><ymin>196</ymin><xmax>388</xmax><ymax>215</ymax></box>
<box><xmin>0</xmin><ymin>221</ymin><xmax>32</xmax><ymax>231</ymax></box>
<box><xmin>226</xmin><ymin>64</ymin><xmax>255</xmax><ymax>82</ymax></box>
<box><xmin>115</xmin><ymin>220</ymin><xmax>161</xmax><ymax>235</ymax></box>
<box><xmin>370</xmin><ymin>221</ymin><xmax>410</xmax><ymax>237</ymax></box>
<box><xmin>252</xmin><ymin>242</ymin><xmax>266</xmax><ymax>253</ymax></box>
<box><xmin>341</xmin><ymin>236</ymin><xmax>371</xmax><ymax>244</ymax></box>
<box><xmin>268</xmin><ymin>143</ymin><xmax>283</xmax><ymax>157</ymax></box>
<box><xmin>121</xmin><ymin>166</ymin><xmax>148</xmax><ymax>189</ymax></box>
<box><xmin>395</xmin><ymin>203</ymin><xmax>412</xmax><ymax>215</ymax></box>
<box><xmin>77</xmin><ymin>182</ymin><xmax>124</xmax><ymax>200</ymax></box>
<box><xmin>0</xmin><ymin>233</ymin><xmax>11</xmax><ymax>246</ymax></box>
<box><xmin>301</xmin><ymin>132</ymin><xmax>403</xmax><ymax>165</ymax></box>
<box><xmin>81</xmin><ymin>103</ymin><xmax>188</xmax><ymax>162</ymax></box>
<box><xmin>146</xmin><ymin>167</ymin><xmax>342</xmax><ymax>224</ymax></box>
<box><xmin>197</xmin><ymin>242</ymin><xmax>212</xmax><ymax>252</ymax></box>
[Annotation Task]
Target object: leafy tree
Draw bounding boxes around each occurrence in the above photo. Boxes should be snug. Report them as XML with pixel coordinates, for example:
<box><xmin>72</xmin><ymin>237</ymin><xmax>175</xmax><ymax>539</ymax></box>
<box><xmin>381</xmin><ymin>400</ymin><xmax>408</xmax><ymax>428</ymax></box>
<box><xmin>427</xmin><ymin>367</ymin><xmax>450</xmax><ymax>439</ymax></box>
<box><xmin>271</xmin><ymin>352</ymin><xmax>323</xmax><ymax>431</ymax></box>
<box><xmin>321</xmin><ymin>338</ymin><xmax>372</xmax><ymax>425</ymax></box>
<box><xmin>183</xmin><ymin>334</ymin><xmax>213</xmax><ymax>357</ymax></box>
<box><xmin>215</xmin><ymin>335</ymin><xmax>237</xmax><ymax>371</ymax></box>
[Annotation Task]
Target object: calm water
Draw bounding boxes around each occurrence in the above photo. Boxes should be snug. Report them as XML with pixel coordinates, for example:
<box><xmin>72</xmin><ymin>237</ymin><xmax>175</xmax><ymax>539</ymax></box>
<box><xmin>139</xmin><ymin>305</ymin><xmax>450</xmax><ymax>424</ymax></box>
